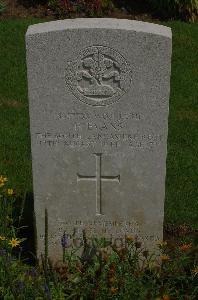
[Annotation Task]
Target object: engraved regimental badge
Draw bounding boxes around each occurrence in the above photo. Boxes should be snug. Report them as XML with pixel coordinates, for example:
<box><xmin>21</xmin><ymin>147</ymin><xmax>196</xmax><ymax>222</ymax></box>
<box><xmin>65</xmin><ymin>45</ymin><xmax>132</xmax><ymax>106</ymax></box>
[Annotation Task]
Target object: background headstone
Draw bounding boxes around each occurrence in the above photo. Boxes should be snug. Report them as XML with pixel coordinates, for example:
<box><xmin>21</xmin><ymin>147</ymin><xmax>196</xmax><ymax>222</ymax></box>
<box><xmin>26</xmin><ymin>19</ymin><xmax>172</xmax><ymax>260</ymax></box>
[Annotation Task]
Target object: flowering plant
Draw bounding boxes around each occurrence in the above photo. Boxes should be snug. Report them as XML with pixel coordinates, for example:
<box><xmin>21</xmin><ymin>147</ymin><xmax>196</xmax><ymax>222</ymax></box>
<box><xmin>0</xmin><ymin>178</ymin><xmax>197</xmax><ymax>299</ymax></box>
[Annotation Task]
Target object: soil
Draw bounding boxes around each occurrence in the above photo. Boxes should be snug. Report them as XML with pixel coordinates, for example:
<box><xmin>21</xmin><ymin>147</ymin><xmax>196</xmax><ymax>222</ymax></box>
<box><xmin>164</xmin><ymin>224</ymin><xmax>198</xmax><ymax>245</ymax></box>
<box><xmin>0</xmin><ymin>0</ymin><xmax>53</xmax><ymax>20</ymax></box>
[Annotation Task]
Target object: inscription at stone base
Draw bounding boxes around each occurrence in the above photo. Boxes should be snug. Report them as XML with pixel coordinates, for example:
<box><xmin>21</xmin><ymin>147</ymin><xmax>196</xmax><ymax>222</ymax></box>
<box><xmin>39</xmin><ymin>220</ymin><xmax>160</xmax><ymax>248</ymax></box>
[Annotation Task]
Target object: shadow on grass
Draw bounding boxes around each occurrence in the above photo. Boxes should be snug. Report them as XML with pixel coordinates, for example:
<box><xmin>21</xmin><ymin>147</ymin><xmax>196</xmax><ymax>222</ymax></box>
<box><xmin>16</xmin><ymin>192</ymin><xmax>37</xmax><ymax>265</ymax></box>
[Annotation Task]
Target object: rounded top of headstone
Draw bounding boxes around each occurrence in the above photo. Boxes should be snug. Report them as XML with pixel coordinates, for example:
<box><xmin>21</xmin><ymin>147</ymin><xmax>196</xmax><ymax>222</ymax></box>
<box><xmin>26</xmin><ymin>18</ymin><xmax>172</xmax><ymax>39</ymax></box>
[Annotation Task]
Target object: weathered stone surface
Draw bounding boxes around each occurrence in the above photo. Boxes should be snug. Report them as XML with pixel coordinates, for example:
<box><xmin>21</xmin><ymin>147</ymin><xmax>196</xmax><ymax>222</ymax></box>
<box><xmin>26</xmin><ymin>18</ymin><xmax>172</xmax><ymax>260</ymax></box>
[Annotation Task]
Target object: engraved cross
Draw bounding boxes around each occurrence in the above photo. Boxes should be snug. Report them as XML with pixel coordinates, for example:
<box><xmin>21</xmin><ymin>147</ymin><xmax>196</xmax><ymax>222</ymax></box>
<box><xmin>77</xmin><ymin>153</ymin><xmax>120</xmax><ymax>215</ymax></box>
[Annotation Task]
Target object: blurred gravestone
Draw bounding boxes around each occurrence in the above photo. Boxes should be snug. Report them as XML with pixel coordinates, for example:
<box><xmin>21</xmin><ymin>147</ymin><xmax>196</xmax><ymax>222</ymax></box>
<box><xmin>26</xmin><ymin>18</ymin><xmax>172</xmax><ymax>261</ymax></box>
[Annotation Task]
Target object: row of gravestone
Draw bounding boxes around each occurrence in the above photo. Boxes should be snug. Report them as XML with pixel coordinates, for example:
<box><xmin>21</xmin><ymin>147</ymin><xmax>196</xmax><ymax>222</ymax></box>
<box><xmin>26</xmin><ymin>18</ymin><xmax>172</xmax><ymax>261</ymax></box>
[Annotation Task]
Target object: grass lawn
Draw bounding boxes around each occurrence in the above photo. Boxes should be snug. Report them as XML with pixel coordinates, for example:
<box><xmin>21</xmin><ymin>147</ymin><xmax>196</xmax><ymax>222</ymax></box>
<box><xmin>0</xmin><ymin>19</ymin><xmax>197</xmax><ymax>228</ymax></box>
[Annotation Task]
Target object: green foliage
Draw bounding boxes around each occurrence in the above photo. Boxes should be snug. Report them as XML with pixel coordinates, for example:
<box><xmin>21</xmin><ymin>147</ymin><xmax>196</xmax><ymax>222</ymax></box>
<box><xmin>148</xmin><ymin>0</ymin><xmax>198</xmax><ymax>21</ymax></box>
<box><xmin>0</xmin><ymin>1</ymin><xmax>6</xmax><ymax>14</ymax></box>
<box><xmin>48</xmin><ymin>0</ymin><xmax>114</xmax><ymax>18</ymax></box>
<box><xmin>0</xmin><ymin>178</ymin><xmax>26</xmax><ymax>254</ymax></box>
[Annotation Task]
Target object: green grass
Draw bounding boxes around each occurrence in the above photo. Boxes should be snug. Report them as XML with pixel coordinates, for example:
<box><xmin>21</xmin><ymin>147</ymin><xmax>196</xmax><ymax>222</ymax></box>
<box><xmin>0</xmin><ymin>19</ymin><xmax>43</xmax><ymax>193</ymax></box>
<box><xmin>163</xmin><ymin>21</ymin><xmax>198</xmax><ymax>228</ymax></box>
<box><xmin>0</xmin><ymin>19</ymin><xmax>197</xmax><ymax>228</ymax></box>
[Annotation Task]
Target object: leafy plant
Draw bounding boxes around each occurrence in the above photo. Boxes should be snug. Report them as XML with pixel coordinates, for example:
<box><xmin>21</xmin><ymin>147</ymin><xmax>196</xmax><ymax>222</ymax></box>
<box><xmin>48</xmin><ymin>0</ymin><xmax>114</xmax><ymax>18</ymax></box>
<box><xmin>0</xmin><ymin>1</ymin><xmax>6</xmax><ymax>14</ymax></box>
<box><xmin>148</xmin><ymin>0</ymin><xmax>198</xmax><ymax>22</ymax></box>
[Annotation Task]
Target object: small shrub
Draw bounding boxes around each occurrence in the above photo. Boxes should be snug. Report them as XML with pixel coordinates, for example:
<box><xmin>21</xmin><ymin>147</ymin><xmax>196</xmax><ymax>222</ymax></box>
<box><xmin>48</xmin><ymin>0</ymin><xmax>114</xmax><ymax>18</ymax></box>
<box><xmin>0</xmin><ymin>1</ymin><xmax>6</xmax><ymax>14</ymax></box>
<box><xmin>148</xmin><ymin>0</ymin><xmax>198</xmax><ymax>22</ymax></box>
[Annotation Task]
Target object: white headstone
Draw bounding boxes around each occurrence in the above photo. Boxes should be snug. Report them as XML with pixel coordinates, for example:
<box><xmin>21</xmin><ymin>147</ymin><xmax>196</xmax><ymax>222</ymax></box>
<box><xmin>26</xmin><ymin>19</ymin><xmax>172</xmax><ymax>260</ymax></box>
